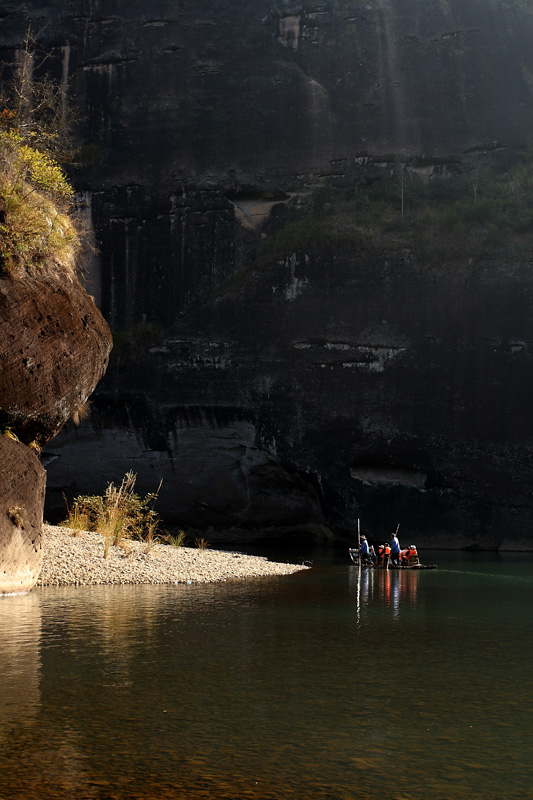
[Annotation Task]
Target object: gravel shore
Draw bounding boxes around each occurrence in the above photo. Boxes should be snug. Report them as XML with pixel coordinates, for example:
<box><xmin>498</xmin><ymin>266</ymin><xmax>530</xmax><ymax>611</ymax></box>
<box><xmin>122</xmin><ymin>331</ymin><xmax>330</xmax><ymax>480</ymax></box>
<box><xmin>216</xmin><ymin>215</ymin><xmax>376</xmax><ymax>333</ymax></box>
<box><xmin>38</xmin><ymin>525</ymin><xmax>308</xmax><ymax>586</ymax></box>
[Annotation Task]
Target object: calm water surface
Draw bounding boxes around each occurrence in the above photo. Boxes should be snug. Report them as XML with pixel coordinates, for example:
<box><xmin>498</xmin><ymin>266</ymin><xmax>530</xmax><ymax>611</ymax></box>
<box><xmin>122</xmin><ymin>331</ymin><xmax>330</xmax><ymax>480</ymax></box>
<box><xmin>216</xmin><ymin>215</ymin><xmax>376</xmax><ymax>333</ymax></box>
<box><xmin>1</xmin><ymin>552</ymin><xmax>532</xmax><ymax>800</ymax></box>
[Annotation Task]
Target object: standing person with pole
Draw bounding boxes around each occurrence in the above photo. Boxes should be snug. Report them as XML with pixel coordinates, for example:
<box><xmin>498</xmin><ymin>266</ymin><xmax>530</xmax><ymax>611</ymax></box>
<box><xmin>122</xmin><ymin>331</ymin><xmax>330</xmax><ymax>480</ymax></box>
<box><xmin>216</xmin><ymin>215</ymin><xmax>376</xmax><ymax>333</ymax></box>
<box><xmin>390</xmin><ymin>525</ymin><xmax>401</xmax><ymax>567</ymax></box>
<box><xmin>359</xmin><ymin>535</ymin><xmax>373</xmax><ymax>565</ymax></box>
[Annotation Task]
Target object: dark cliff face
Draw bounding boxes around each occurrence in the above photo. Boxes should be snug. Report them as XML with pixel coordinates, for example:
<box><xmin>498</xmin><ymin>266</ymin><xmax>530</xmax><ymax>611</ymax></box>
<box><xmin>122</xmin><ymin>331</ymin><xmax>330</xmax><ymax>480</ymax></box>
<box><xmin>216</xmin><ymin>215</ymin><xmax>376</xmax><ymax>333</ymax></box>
<box><xmin>2</xmin><ymin>0</ymin><xmax>533</xmax><ymax>325</ymax></box>
<box><xmin>45</xmin><ymin>250</ymin><xmax>533</xmax><ymax>549</ymax></box>
<box><xmin>3</xmin><ymin>1</ymin><xmax>533</xmax><ymax>546</ymax></box>
<box><xmin>4</xmin><ymin>0</ymin><xmax>533</xmax><ymax>181</ymax></box>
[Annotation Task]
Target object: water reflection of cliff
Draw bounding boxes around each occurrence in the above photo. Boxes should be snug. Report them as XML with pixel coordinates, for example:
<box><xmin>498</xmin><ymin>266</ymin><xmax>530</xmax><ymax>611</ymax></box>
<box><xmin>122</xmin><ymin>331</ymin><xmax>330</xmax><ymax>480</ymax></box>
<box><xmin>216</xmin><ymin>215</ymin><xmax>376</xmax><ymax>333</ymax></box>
<box><xmin>0</xmin><ymin>592</ymin><xmax>41</xmax><ymax>739</ymax></box>
<box><xmin>0</xmin><ymin>590</ymin><xmax>96</xmax><ymax>797</ymax></box>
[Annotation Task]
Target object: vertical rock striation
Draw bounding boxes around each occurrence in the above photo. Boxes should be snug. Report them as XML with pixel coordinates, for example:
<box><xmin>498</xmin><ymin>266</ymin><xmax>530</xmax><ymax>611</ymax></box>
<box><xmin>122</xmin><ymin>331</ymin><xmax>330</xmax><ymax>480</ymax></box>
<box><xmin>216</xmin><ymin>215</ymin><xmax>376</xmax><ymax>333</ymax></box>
<box><xmin>2</xmin><ymin>0</ymin><xmax>533</xmax><ymax>326</ymax></box>
<box><xmin>2</xmin><ymin>2</ymin><xmax>533</xmax><ymax>545</ymax></box>
<box><xmin>44</xmin><ymin>249</ymin><xmax>533</xmax><ymax>549</ymax></box>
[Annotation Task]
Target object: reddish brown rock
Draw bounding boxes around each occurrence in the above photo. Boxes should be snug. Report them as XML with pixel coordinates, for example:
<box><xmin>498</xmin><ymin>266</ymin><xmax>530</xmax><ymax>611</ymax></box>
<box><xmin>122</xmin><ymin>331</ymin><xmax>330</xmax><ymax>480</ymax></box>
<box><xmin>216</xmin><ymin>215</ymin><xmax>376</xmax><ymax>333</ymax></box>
<box><xmin>0</xmin><ymin>268</ymin><xmax>112</xmax><ymax>446</ymax></box>
<box><xmin>0</xmin><ymin>436</ymin><xmax>46</xmax><ymax>593</ymax></box>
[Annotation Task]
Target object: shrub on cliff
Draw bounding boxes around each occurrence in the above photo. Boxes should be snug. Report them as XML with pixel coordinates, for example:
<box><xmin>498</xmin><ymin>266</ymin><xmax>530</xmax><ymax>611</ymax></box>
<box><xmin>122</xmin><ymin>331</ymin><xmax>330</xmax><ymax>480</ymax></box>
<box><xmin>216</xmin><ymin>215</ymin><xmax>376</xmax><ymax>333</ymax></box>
<box><xmin>0</xmin><ymin>30</ymin><xmax>80</xmax><ymax>276</ymax></box>
<box><xmin>0</xmin><ymin>26</ymin><xmax>77</xmax><ymax>160</ymax></box>
<box><xmin>255</xmin><ymin>154</ymin><xmax>533</xmax><ymax>269</ymax></box>
<box><xmin>0</xmin><ymin>129</ymin><xmax>79</xmax><ymax>275</ymax></box>
<box><xmin>256</xmin><ymin>218</ymin><xmax>364</xmax><ymax>266</ymax></box>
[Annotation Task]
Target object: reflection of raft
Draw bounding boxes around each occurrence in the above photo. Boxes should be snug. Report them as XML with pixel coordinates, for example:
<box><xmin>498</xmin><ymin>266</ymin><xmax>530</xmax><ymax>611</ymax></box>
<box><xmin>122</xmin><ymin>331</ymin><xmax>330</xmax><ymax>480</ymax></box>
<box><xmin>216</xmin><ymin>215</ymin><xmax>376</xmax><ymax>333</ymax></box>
<box><xmin>348</xmin><ymin>548</ymin><xmax>437</xmax><ymax>569</ymax></box>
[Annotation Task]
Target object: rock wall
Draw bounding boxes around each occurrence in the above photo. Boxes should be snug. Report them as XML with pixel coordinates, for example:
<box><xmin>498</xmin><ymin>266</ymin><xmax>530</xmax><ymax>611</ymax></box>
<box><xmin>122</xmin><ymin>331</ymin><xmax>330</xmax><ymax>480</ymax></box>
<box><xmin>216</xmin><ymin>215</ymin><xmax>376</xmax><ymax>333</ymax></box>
<box><xmin>4</xmin><ymin>0</ymin><xmax>533</xmax><ymax>178</ymax></box>
<box><xmin>2</xmin><ymin>1</ymin><xmax>533</xmax><ymax>546</ymax></box>
<box><xmin>0</xmin><ymin>437</ymin><xmax>46</xmax><ymax>593</ymax></box>
<box><xmin>0</xmin><ymin>264</ymin><xmax>112</xmax><ymax>592</ymax></box>
<box><xmin>43</xmin><ymin>402</ymin><xmax>332</xmax><ymax>544</ymax></box>
<box><xmin>2</xmin><ymin>0</ymin><xmax>533</xmax><ymax>325</ymax></box>
<box><xmin>45</xmin><ymin>250</ymin><xmax>533</xmax><ymax>549</ymax></box>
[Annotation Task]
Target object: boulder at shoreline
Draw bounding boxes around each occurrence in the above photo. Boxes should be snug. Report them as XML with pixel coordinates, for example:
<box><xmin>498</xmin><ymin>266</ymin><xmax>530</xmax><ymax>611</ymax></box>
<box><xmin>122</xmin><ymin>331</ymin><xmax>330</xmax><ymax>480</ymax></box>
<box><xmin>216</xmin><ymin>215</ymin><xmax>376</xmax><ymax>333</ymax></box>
<box><xmin>0</xmin><ymin>437</ymin><xmax>46</xmax><ymax>593</ymax></box>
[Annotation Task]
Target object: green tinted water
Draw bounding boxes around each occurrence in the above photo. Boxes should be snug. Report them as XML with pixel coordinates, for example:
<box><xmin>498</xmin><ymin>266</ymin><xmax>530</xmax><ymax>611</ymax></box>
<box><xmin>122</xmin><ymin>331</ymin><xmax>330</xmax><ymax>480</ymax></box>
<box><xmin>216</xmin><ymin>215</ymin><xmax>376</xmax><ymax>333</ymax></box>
<box><xmin>1</xmin><ymin>555</ymin><xmax>532</xmax><ymax>800</ymax></box>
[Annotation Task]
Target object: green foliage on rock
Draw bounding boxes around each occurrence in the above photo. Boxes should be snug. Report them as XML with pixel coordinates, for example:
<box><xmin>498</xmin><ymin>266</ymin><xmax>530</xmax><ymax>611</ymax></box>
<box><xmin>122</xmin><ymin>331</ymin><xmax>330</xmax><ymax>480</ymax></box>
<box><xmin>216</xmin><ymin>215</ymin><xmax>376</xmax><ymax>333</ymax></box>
<box><xmin>1</xmin><ymin>131</ymin><xmax>74</xmax><ymax>201</ymax></box>
<box><xmin>0</xmin><ymin>33</ymin><xmax>79</xmax><ymax>276</ymax></box>
<box><xmin>256</xmin><ymin>218</ymin><xmax>364</xmax><ymax>267</ymax></box>
<box><xmin>0</xmin><ymin>145</ymin><xmax>79</xmax><ymax>274</ymax></box>
<box><xmin>256</xmin><ymin>152</ymin><xmax>533</xmax><ymax>269</ymax></box>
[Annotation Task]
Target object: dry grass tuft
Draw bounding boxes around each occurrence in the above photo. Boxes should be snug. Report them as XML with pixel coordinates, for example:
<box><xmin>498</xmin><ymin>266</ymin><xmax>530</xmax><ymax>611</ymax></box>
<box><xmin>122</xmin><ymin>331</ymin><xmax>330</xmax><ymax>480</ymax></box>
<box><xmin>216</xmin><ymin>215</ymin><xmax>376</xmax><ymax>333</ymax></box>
<box><xmin>195</xmin><ymin>537</ymin><xmax>210</xmax><ymax>550</ymax></box>
<box><xmin>71</xmin><ymin>400</ymin><xmax>91</xmax><ymax>427</ymax></box>
<box><xmin>7</xmin><ymin>505</ymin><xmax>25</xmax><ymax>527</ymax></box>
<box><xmin>166</xmin><ymin>529</ymin><xmax>187</xmax><ymax>548</ymax></box>
<box><xmin>63</xmin><ymin>472</ymin><xmax>163</xmax><ymax>559</ymax></box>
<box><xmin>63</xmin><ymin>497</ymin><xmax>90</xmax><ymax>535</ymax></box>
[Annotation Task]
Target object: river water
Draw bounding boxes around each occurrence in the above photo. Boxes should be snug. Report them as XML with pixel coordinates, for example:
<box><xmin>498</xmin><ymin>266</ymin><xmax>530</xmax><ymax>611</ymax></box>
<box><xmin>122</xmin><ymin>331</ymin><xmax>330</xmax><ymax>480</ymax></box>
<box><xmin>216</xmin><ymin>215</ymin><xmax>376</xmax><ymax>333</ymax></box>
<box><xmin>1</xmin><ymin>552</ymin><xmax>532</xmax><ymax>800</ymax></box>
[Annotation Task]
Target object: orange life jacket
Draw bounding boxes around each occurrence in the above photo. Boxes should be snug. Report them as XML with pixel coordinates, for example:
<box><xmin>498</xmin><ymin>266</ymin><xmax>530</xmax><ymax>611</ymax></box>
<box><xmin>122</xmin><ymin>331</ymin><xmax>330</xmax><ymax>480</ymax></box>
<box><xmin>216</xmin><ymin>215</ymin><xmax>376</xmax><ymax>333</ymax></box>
<box><xmin>384</xmin><ymin>545</ymin><xmax>391</xmax><ymax>555</ymax></box>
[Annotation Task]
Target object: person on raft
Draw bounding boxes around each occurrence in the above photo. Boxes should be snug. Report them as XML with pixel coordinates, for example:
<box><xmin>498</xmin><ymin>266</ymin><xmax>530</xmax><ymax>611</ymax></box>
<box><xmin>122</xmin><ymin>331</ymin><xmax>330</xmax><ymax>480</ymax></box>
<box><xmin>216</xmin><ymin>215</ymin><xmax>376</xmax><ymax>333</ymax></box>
<box><xmin>390</xmin><ymin>531</ymin><xmax>401</xmax><ymax>566</ymax></box>
<box><xmin>401</xmin><ymin>545</ymin><xmax>419</xmax><ymax>566</ymax></box>
<box><xmin>377</xmin><ymin>543</ymin><xmax>391</xmax><ymax>566</ymax></box>
<box><xmin>359</xmin><ymin>535</ymin><xmax>374</xmax><ymax>565</ymax></box>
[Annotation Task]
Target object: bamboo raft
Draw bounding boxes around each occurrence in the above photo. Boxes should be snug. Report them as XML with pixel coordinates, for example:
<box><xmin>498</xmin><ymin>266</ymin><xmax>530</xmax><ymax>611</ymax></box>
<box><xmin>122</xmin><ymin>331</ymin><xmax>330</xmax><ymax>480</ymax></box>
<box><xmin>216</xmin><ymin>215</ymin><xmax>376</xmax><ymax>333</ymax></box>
<box><xmin>348</xmin><ymin>548</ymin><xmax>437</xmax><ymax>570</ymax></box>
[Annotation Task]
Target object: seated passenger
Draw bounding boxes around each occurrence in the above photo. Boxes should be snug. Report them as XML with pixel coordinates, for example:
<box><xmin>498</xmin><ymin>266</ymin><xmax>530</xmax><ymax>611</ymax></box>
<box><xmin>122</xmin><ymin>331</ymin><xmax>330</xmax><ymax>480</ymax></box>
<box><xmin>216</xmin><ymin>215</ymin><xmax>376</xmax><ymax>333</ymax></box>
<box><xmin>378</xmin><ymin>543</ymin><xmax>391</xmax><ymax>567</ymax></box>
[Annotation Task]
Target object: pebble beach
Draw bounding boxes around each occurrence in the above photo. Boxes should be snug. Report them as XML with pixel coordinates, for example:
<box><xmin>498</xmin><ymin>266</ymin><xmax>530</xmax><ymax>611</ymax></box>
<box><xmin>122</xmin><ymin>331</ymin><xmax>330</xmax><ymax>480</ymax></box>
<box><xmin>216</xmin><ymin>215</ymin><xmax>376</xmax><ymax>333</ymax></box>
<box><xmin>38</xmin><ymin>524</ymin><xmax>308</xmax><ymax>586</ymax></box>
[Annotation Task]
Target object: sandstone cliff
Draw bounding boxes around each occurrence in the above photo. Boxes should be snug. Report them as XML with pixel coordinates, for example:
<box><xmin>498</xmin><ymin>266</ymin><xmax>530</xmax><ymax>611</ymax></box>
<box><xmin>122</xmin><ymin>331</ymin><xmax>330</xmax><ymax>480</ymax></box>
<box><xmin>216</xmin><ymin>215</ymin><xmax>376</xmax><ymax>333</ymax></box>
<box><xmin>2</xmin><ymin>1</ymin><xmax>533</xmax><ymax>547</ymax></box>
<box><xmin>0</xmin><ymin>128</ymin><xmax>112</xmax><ymax>591</ymax></box>
<box><xmin>3</xmin><ymin>0</ymin><xmax>533</xmax><ymax>322</ymax></box>
<box><xmin>0</xmin><ymin>260</ymin><xmax>112</xmax><ymax>591</ymax></box>
<box><xmin>43</xmin><ymin>248</ymin><xmax>533</xmax><ymax>550</ymax></box>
